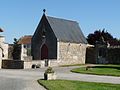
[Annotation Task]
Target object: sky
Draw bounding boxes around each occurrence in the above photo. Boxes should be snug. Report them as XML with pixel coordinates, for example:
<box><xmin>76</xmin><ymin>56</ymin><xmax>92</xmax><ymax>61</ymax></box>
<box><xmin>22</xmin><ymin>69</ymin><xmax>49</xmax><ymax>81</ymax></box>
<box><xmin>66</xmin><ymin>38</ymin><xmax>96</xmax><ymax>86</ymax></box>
<box><xmin>0</xmin><ymin>0</ymin><xmax>120</xmax><ymax>43</ymax></box>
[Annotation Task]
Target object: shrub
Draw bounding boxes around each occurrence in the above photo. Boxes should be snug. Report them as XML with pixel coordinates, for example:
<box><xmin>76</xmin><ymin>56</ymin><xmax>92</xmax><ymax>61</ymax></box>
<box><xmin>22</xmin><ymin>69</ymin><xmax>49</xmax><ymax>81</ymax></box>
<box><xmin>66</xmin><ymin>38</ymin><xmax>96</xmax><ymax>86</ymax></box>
<box><xmin>45</xmin><ymin>67</ymin><xmax>54</xmax><ymax>74</ymax></box>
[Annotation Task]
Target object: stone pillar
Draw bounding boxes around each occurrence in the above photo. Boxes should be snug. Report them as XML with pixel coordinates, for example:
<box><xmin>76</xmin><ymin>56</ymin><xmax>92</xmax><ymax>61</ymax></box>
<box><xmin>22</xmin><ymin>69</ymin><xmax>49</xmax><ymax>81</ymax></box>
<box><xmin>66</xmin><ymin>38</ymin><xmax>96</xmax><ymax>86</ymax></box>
<box><xmin>0</xmin><ymin>48</ymin><xmax>2</xmax><ymax>69</ymax></box>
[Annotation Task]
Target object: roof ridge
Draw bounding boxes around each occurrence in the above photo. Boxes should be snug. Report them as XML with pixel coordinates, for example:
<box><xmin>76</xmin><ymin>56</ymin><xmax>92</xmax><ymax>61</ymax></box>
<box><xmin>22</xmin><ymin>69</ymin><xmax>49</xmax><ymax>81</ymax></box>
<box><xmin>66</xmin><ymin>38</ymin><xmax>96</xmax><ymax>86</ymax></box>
<box><xmin>18</xmin><ymin>35</ymin><xmax>32</xmax><ymax>44</ymax></box>
<box><xmin>46</xmin><ymin>15</ymin><xmax>78</xmax><ymax>23</ymax></box>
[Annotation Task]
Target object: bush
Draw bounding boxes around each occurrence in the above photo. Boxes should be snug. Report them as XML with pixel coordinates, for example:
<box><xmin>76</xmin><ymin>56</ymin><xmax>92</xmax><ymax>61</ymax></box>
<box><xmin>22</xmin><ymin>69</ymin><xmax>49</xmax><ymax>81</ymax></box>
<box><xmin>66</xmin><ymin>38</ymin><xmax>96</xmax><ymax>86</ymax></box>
<box><xmin>45</xmin><ymin>67</ymin><xmax>54</xmax><ymax>74</ymax></box>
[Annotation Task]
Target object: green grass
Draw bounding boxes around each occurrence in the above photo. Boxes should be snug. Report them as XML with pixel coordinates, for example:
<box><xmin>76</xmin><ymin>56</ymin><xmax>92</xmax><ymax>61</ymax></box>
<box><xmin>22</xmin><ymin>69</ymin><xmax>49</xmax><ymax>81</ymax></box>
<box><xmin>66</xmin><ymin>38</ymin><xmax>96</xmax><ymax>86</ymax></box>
<box><xmin>38</xmin><ymin>79</ymin><xmax>120</xmax><ymax>90</ymax></box>
<box><xmin>71</xmin><ymin>65</ymin><xmax>120</xmax><ymax>76</ymax></box>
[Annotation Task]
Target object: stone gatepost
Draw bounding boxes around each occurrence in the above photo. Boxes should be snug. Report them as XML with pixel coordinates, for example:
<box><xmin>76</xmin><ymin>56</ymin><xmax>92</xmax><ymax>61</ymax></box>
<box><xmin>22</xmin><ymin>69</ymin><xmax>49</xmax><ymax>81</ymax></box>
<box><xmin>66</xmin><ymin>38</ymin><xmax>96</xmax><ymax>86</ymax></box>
<box><xmin>95</xmin><ymin>40</ymin><xmax>107</xmax><ymax>64</ymax></box>
<box><xmin>0</xmin><ymin>48</ymin><xmax>2</xmax><ymax>69</ymax></box>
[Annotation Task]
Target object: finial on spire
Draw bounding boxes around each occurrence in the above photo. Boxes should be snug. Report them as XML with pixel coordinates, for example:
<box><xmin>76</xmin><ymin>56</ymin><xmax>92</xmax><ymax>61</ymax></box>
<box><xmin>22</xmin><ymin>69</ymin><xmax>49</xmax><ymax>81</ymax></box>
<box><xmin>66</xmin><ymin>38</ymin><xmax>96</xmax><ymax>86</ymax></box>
<box><xmin>43</xmin><ymin>9</ymin><xmax>46</xmax><ymax>14</ymax></box>
<box><xmin>0</xmin><ymin>28</ymin><xmax>3</xmax><ymax>32</ymax></box>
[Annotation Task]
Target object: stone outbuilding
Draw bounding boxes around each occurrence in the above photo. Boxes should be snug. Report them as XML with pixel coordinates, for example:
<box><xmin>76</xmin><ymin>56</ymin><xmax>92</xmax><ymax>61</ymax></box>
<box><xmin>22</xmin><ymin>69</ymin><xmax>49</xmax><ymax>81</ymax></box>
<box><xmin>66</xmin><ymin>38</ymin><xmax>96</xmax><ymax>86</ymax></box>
<box><xmin>0</xmin><ymin>28</ymin><xmax>9</xmax><ymax>68</ymax></box>
<box><xmin>18</xmin><ymin>35</ymin><xmax>32</xmax><ymax>60</ymax></box>
<box><xmin>32</xmin><ymin>12</ymin><xmax>88</xmax><ymax>66</ymax></box>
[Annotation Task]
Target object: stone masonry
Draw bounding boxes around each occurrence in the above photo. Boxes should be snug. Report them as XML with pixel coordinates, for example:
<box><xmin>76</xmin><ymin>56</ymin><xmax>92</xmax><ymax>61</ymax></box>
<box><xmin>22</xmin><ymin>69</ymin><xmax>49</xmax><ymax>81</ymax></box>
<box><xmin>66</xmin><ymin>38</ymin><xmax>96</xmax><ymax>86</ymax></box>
<box><xmin>57</xmin><ymin>42</ymin><xmax>87</xmax><ymax>65</ymax></box>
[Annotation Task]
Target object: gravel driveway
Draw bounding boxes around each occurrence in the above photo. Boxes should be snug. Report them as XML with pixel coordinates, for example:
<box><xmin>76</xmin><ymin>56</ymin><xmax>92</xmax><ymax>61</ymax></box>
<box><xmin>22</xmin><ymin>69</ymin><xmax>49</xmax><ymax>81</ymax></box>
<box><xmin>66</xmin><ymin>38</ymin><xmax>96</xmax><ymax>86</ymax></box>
<box><xmin>0</xmin><ymin>69</ymin><xmax>46</xmax><ymax>90</ymax></box>
<box><xmin>0</xmin><ymin>66</ymin><xmax>120</xmax><ymax>90</ymax></box>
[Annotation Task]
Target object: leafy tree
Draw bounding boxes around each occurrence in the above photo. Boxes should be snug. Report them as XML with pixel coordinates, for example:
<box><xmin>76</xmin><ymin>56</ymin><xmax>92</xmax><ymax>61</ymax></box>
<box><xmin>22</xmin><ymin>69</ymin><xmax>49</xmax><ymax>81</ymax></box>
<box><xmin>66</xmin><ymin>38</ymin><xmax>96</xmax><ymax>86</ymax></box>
<box><xmin>12</xmin><ymin>38</ymin><xmax>21</xmax><ymax>60</ymax></box>
<box><xmin>87</xmin><ymin>29</ymin><xmax>120</xmax><ymax>46</ymax></box>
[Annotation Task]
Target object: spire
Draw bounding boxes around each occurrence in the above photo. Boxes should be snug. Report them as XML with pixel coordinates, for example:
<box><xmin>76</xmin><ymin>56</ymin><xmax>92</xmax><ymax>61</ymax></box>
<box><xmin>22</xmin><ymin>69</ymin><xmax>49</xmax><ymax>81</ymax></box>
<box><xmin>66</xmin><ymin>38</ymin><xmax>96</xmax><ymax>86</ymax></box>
<box><xmin>43</xmin><ymin>9</ymin><xmax>46</xmax><ymax>14</ymax></box>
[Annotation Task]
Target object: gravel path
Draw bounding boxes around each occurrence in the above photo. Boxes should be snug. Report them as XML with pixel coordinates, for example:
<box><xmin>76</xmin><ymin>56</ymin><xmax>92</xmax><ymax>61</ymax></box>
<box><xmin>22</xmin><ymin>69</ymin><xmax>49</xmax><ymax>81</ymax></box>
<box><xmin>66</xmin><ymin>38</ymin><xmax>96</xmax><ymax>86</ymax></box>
<box><xmin>0</xmin><ymin>66</ymin><xmax>120</xmax><ymax>90</ymax></box>
<box><xmin>0</xmin><ymin>69</ymin><xmax>46</xmax><ymax>90</ymax></box>
<box><xmin>54</xmin><ymin>66</ymin><xmax>120</xmax><ymax>84</ymax></box>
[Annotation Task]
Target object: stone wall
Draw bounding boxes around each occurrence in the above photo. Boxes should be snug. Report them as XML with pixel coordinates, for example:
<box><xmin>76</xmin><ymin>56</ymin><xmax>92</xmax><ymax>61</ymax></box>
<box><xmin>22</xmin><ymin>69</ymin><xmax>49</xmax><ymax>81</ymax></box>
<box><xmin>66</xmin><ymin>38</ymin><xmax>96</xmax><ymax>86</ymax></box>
<box><xmin>107</xmin><ymin>47</ymin><xmax>120</xmax><ymax>64</ymax></box>
<box><xmin>2</xmin><ymin>43</ymin><xmax>8</xmax><ymax>59</ymax></box>
<box><xmin>0</xmin><ymin>49</ymin><xmax>2</xmax><ymax>69</ymax></box>
<box><xmin>20</xmin><ymin>44</ymin><xmax>32</xmax><ymax>61</ymax></box>
<box><xmin>23</xmin><ymin>56</ymin><xmax>32</xmax><ymax>61</ymax></box>
<box><xmin>57</xmin><ymin>42</ymin><xmax>87</xmax><ymax>65</ymax></box>
<box><xmin>86</xmin><ymin>47</ymin><xmax>96</xmax><ymax>64</ymax></box>
<box><xmin>86</xmin><ymin>46</ymin><xmax>120</xmax><ymax>64</ymax></box>
<box><xmin>2</xmin><ymin>60</ymin><xmax>24</xmax><ymax>69</ymax></box>
<box><xmin>0</xmin><ymin>36</ymin><xmax>8</xmax><ymax>69</ymax></box>
<box><xmin>21</xmin><ymin>44</ymin><xmax>27</xmax><ymax>60</ymax></box>
<box><xmin>0</xmin><ymin>36</ymin><xmax>8</xmax><ymax>59</ymax></box>
<box><xmin>24</xmin><ymin>60</ymin><xmax>46</xmax><ymax>69</ymax></box>
<box><xmin>8</xmin><ymin>44</ymin><xmax>13</xmax><ymax>59</ymax></box>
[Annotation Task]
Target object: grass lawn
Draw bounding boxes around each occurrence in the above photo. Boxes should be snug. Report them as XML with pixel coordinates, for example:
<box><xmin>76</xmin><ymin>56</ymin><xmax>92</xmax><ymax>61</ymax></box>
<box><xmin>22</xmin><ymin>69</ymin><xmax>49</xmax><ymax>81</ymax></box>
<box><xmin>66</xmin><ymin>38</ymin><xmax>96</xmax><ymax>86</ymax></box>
<box><xmin>38</xmin><ymin>79</ymin><xmax>120</xmax><ymax>90</ymax></box>
<box><xmin>71</xmin><ymin>65</ymin><xmax>120</xmax><ymax>76</ymax></box>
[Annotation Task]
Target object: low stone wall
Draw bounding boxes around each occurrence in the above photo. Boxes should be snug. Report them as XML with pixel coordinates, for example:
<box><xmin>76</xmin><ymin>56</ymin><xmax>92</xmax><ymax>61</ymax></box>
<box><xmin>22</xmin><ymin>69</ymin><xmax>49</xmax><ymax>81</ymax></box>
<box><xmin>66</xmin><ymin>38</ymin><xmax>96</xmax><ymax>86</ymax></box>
<box><xmin>49</xmin><ymin>59</ymin><xmax>82</xmax><ymax>67</ymax></box>
<box><xmin>2</xmin><ymin>60</ymin><xmax>24</xmax><ymax>69</ymax></box>
<box><xmin>23</xmin><ymin>56</ymin><xmax>32</xmax><ymax>61</ymax></box>
<box><xmin>86</xmin><ymin>46</ymin><xmax>120</xmax><ymax>64</ymax></box>
<box><xmin>1</xmin><ymin>59</ymin><xmax>87</xmax><ymax>69</ymax></box>
<box><xmin>50</xmin><ymin>59</ymin><xmax>85</xmax><ymax>67</ymax></box>
<box><xmin>24</xmin><ymin>60</ymin><xmax>45</xmax><ymax>69</ymax></box>
<box><xmin>24</xmin><ymin>61</ymin><xmax>32</xmax><ymax>69</ymax></box>
<box><xmin>24</xmin><ymin>58</ymin><xmax>85</xmax><ymax>69</ymax></box>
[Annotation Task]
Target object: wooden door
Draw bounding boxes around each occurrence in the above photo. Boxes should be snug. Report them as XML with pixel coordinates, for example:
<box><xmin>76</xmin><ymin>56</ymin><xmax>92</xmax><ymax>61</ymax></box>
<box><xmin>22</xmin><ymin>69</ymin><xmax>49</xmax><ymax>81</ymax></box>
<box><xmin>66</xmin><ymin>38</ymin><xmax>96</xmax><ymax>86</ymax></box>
<box><xmin>41</xmin><ymin>44</ymin><xmax>48</xmax><ymax>60</ymax></box>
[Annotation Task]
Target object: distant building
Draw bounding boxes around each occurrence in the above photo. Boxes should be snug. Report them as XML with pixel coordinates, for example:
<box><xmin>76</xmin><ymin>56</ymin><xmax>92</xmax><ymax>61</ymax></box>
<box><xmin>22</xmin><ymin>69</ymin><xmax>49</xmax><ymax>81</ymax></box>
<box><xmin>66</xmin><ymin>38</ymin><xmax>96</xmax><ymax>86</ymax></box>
<box><xmin>31</xmin><ymin>12</ymin><xmax>87</xmax><ymax>66</ymax></box>
<box><xmin>18</xmin><ymin>35</ymin><xmax>32</xmax><ymax>60</ymax></box>
<box><xmin>0</xmin><ymin>28</ymin><xmax>8</xmax><ymax>68</ymax></box>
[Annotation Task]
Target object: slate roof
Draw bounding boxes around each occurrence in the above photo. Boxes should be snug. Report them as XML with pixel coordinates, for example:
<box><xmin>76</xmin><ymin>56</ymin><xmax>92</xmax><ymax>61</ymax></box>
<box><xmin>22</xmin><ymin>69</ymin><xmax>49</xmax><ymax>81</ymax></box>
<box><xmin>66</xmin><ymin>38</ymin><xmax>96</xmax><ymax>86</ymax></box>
<box><xmin>46</xmin><ymin>16</ymin><xmax>87</xmax><ymax>44</ymax></box>
<box><xmin>18</xmin><ymin>35</ymin><xmax>32</xmax><ymax>44</ymax></box>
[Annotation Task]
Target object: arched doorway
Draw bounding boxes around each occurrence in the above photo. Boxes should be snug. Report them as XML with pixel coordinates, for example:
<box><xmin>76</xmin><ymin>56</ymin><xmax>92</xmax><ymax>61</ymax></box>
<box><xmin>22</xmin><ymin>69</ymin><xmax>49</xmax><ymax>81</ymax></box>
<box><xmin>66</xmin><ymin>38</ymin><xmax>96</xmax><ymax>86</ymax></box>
<box><xmin>41</xmin><ymin>44</ymin><xmax>48</xmax><ymax>60</ymax></box>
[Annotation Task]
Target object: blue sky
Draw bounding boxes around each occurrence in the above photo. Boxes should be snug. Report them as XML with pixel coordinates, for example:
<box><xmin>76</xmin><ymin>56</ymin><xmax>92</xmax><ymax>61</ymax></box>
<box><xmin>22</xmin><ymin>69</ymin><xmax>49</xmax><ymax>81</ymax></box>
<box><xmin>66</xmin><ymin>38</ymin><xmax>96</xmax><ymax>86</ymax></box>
<box><xmin>0</xmin><ymin>0</ymin><xmax>120</xmax><ymax>43</ymax></box>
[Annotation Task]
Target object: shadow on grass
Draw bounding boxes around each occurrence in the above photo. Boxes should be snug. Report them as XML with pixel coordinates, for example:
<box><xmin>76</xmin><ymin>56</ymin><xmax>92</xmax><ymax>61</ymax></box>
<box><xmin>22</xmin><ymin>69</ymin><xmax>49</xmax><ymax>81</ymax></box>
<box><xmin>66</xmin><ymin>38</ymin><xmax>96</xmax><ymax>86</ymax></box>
<box><xmin>92</xmin><ymin>65</ymin><xmax>120</xmax><ymax>70</ymax></box>
<box><xmin>37</xmin><ymin>79</ymin><xmax>49</xmax><ymax>90</ymax></box>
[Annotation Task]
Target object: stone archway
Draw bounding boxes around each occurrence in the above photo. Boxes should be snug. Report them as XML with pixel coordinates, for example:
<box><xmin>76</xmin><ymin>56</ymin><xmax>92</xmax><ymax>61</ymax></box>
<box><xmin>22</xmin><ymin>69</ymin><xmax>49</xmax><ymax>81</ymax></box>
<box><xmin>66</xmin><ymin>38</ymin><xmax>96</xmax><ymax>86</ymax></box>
<box><xmin>41</xmin><ymin>44</ymin><xmax>48</xmax><ymax>60</ymax></box>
